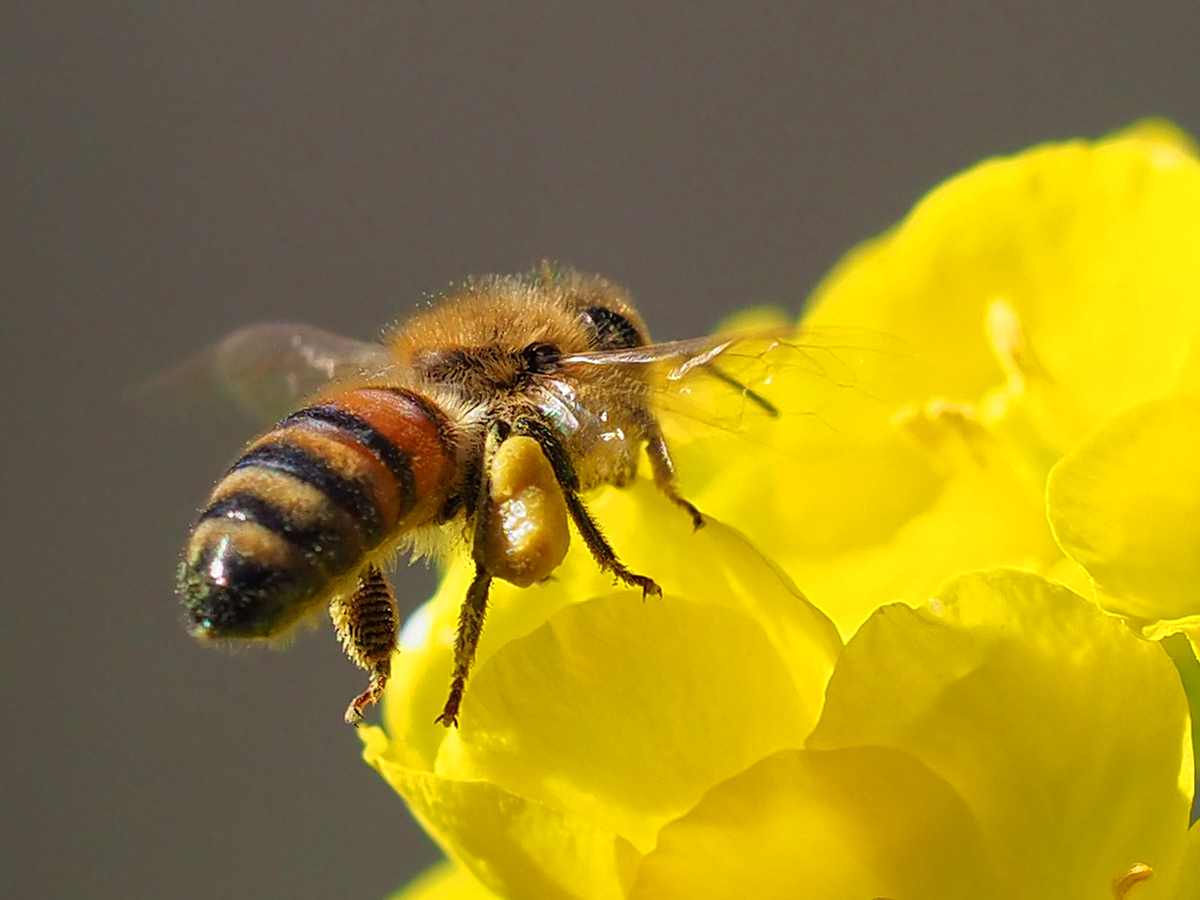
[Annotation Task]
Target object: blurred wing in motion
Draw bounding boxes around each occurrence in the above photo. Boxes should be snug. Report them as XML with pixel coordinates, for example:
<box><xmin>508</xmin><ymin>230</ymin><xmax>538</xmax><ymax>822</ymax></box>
<box><xmin>136</xmin><ymin>322</ymin><xmax>393</xmax><ymax>427</ymax></box>
<box><xmin>562</xmin><ymin>326</ymin><xmax>909</xmax><ymax>451</ymax></box>
<box><xmin>579</xmin><ymin>325</ymin><xmax>912</xmax><ymax>561</ymax></box>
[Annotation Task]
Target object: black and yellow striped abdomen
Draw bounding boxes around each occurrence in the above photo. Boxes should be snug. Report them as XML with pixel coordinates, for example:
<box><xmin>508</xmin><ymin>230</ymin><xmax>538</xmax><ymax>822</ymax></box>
<box><xmin>180</xmin><ymin>387</ymin><xmax>456</xmax><ymax>640</ymax></box>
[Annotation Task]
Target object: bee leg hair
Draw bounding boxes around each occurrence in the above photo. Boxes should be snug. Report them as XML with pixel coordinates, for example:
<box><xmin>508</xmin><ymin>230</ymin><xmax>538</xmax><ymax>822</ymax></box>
<box><xmin>513</xmin><ymin>415</ymin><xmax>662</xmax><ymax>598</ymax></box>
<box><xmin>435</xmin><ymin>423</ymin><xmax>509</xmax><ymax>728</ymax></box>
<box><xmin>331</xmin><ymin>563</ymin><xmax>399</xmax><ymax>724</ymax></box>
<box><xmin>435</xmin><ymin>565</ymin><xmax>493</xmax><ymax>728</ymax></box>
<box><xmin>639</xmin><ymin>416</ymin><xmax>705</xmax><ymax>530</ymax></box>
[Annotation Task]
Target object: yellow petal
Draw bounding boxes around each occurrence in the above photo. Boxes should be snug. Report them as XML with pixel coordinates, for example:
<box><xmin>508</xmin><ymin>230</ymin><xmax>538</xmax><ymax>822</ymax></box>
<box><xmin>370</xmin><ymin>480</ymin><xmax>842</xmax><ymax>879</ymax></box>
<box><xmin>382</xmin><ymin>480</ymin><xmax>840</xmax><ymax>762</ymax></box>
<box><xmin>1111</xmin><ymin>118</ymin><xmax>1200</xmax><ymax>157</ymax></box>
<box><xmin>1048</xmin><ymin>396</ymin><xmax>1200</xmax><ymax>625</ymax></box>
<box><xmin>364</xmin><ymin>727</ymin><xmax>637</xmax><ymax>900</ymax></box>
<box><xmin>587</xmin><ymin>484</ymin><xmax>842</xmax><ymax>713</ymax></box>
<box><xmin>805</xmin><ymin>126</ymin><xmax>1200</xmax><ymax>445</ymax></box>
<box><xmin>1169</xmin><ymin>823</ymin><xmax>1200</xmax><ymax>900</ymax></box>
<box><xmin>440</xmin><ymin>592</ymin><xmax>810</xmax><ymax>853</ymax></box>
<box><xmin>386</xmin><ymin>861</ymin><xmax>500</xmax><ymax>900</ymax></box>
<box><xmin>629</xmin><ymin>746</ymin><xmax>996</xmax><ymax>900</ymax></box>
<box><xmin>694</xmin><ymin>393</ymin><xmax>1057</xmax><ymax>636</ymax></box>
<box><xmin>784</xmin><ymin>420</ymin><xmax>1056</xmax><ymax>635</ymax></box>
<box><xmin>808</xmin><ymin>569</ymin><xmax>1191</xmax><ymax>899</ymax></box>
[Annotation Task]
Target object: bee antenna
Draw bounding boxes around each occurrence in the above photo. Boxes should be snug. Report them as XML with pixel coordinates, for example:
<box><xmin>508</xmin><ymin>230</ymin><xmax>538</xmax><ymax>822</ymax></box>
<box><xmin>701</xmin><ymin>363</ymin><xmax>779</xmax><ymax>416</ymax></box>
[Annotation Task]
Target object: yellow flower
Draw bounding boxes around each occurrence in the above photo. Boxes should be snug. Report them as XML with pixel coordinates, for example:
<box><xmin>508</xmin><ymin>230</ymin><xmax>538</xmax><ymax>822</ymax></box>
<box><xmin>1048</xmin><ymin>397</ymin><xmax>1200</xmax><ymax>634</ymax></box>
<box><xmin>370</xmin><ymin>564</ymin><xmax>1196</xmax><ymax>899</ymax></box>
<box><xmin>365</xmin><ymin>123</ymin><xmax>1200</xmax><ymax>898</ymax></box>
<box><xmin>367</xmin><ymin>483</ymin><xmax>842</xmax><ymax>899</ymax></box>
<box><xmin>644</xmin><ymin>570</ymin><xmax>1193</xmax><ymax>899</ymax></box>
<box><xmin>684</xmin><ymin>120</ymin><xmax>1200</xmax><ymax>641</ymax></box>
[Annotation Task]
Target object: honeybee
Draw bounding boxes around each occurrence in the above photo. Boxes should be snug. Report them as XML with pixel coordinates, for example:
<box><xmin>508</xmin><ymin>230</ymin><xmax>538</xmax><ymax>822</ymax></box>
<box><xmin>179</xmin><ymin>265</ymin><xmax>784</xmax><ymax>726</ymax></box>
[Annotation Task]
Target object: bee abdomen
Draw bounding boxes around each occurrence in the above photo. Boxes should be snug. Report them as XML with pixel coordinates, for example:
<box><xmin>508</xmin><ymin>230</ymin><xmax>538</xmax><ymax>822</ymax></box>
<box><xmin>181</xmin><ymin>387</ymin><xmax>456</xmax><ymax>640</ymax></box>
<box><xmin>230</xmin><ymin>441</ymin><xmax>387</xmax><ymax>543</ymax></box>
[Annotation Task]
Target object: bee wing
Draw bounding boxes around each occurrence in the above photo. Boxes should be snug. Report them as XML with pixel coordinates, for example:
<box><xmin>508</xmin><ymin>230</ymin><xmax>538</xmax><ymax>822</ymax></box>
<box><xmin>137</xmin><ymin>322</ymin><xmax>393</xmax><ymax>427</ymax></box>
<box><xmin>562</xmin><ymin>325</ymin><xmax>908</xmax><ymax>447</ymax></box>
<box><xmin>560</xmin><ymin>331</ymin><xmax>753</xmax><ymax>373</ymax></box>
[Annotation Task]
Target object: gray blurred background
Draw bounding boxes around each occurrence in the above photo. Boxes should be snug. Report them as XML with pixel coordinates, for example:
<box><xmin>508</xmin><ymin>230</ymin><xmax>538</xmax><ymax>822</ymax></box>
<box><xmin>3</xmin><ymin>4</ymin><xmax>1198</xmax><ymax>899</ymax></box>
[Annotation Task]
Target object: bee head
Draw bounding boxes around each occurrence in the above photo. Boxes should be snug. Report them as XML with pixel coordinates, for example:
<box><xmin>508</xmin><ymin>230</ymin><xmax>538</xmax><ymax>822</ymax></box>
<box><xmin>579</xmin><ymin>306</ymin><xmax>645</xmax><ymax>350</ymax></box>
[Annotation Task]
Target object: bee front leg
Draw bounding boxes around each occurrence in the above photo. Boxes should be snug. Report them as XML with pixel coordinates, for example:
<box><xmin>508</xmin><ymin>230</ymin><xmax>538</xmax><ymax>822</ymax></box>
<box><xmin>513</xmin><ymin>415</ymin><xmax>662</xmax><ymax>598</ymax></box>
<box><xmin>330</xmin><ymin>563</ymin><xmax>399</xmax><ymax>725</ymax></box>
<box><xmin>561</xmin><ymin>490</ymin><xmax>662</xmax><ymax>597</ymax></box>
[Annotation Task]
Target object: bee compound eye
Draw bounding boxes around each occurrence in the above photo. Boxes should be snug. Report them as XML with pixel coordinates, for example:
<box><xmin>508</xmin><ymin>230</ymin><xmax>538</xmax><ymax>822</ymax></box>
<box><xmin>521</xmin><ymin>342</ymin><xmax>561</xmax><ymax>373</ymax></box>
<box><xmin>580</xmin><ymin>306</ymin><xmax>643</xmax><ymax>349</ymax></box>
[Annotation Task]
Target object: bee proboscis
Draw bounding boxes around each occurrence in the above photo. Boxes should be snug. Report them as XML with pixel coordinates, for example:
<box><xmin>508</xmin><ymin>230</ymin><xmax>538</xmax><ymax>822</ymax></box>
<box><xmin>178</xmin><ymin>265</ymin><xmax>795</xmax><ymax>725</ymax></box>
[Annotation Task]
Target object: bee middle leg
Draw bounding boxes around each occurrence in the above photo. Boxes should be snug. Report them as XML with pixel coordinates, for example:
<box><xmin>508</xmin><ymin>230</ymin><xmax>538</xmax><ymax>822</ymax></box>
<box><xmin>434</xmin><ymin>417</ymin><xmax>664</xmax><ymax>728</ymax></box>
<box><xmin>330</xmin><ymin>563</ymin><xmax>399</xmax><ymax>725</ymax></box>
<box><xmin>639</xmin><ymin>416</ymin><xmax>705</xmax><ymax>530</ymax></box>
<box><xmin>435</xmin><ymin>565</ymin><xmax>494</xmax><ymax>727</ymax></box>
<box><xmin>513</xmin><ymin>416</ymin><xmax>661</xmax><ymax>598</ymax></box>
<box><xmin>434</xmin><ymin>423</ymin><xmax>506</xmax><ymax>728</ymax></box>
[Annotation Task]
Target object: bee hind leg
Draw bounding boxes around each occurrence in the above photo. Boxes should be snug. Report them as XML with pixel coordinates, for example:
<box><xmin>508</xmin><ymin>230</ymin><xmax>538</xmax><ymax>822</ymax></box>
<box><xmin>330</xmin><ymin>563</ymin><xmax>399</xmax><ymax>725</ymax></box>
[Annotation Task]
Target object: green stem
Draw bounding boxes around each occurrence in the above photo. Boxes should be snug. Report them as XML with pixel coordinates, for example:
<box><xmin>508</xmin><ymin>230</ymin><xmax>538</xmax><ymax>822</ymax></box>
<box><xmin>1162</xmin><ymin>632</ymin><xmax>1200</xmax><ymax>826</ymax></box>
